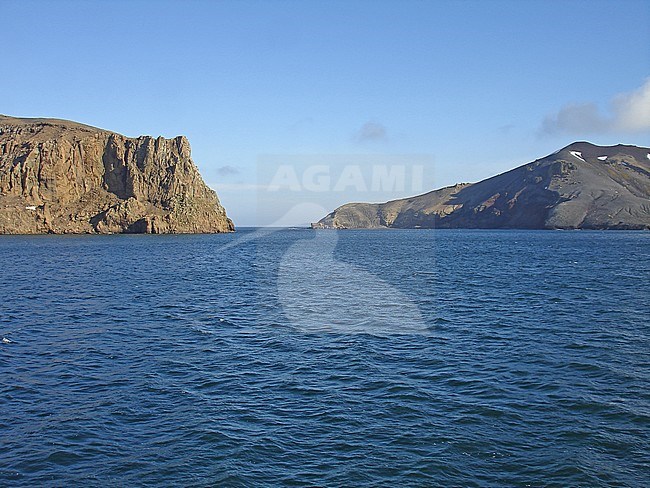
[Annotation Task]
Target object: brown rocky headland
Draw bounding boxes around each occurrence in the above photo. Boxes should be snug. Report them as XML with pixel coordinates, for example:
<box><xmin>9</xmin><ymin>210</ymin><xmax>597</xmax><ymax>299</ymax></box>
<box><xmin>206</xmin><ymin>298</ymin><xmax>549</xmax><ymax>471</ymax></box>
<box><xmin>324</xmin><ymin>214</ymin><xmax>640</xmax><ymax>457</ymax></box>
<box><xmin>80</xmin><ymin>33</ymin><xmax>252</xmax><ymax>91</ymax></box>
<box><xmin>0</xmin><ymin>115</ymin><xmax>233</xmax><ymax>234</ymax></box>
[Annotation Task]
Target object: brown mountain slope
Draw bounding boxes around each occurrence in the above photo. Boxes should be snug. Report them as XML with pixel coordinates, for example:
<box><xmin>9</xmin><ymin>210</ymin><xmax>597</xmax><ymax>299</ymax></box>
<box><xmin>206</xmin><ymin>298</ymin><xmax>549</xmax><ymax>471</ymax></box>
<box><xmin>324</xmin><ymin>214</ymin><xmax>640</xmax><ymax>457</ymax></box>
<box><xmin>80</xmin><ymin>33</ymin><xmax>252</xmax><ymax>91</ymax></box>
<box><xmin>312</xmin><ymin>142</ymin><xmax>650</xmax><ymax>230</ymax></box>
<box><xmin>0</xmin><ymin>115</ymin><xmax>234</xmax><ymax>234</ymax></box>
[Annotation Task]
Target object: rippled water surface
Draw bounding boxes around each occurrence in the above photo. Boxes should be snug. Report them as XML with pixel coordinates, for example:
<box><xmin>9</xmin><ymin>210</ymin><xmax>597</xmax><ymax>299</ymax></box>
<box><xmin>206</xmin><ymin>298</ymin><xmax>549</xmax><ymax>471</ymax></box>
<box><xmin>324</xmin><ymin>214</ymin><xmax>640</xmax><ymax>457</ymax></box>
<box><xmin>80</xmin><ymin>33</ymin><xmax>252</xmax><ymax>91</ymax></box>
<box><xmin>1</xmin><ymin>229</ymin><xmax>649</xmax><ymax>486</ymax></box>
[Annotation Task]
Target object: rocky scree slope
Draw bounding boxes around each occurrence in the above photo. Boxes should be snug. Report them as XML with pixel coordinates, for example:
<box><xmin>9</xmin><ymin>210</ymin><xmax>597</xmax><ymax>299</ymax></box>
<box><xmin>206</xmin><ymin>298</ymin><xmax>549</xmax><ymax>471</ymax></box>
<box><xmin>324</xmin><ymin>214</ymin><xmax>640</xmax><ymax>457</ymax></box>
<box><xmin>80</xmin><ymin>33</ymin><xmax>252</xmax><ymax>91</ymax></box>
<box><xmin>312</xmin><ymin>142</ymin><xmax>650</xmax><ymax>230</ymax></box>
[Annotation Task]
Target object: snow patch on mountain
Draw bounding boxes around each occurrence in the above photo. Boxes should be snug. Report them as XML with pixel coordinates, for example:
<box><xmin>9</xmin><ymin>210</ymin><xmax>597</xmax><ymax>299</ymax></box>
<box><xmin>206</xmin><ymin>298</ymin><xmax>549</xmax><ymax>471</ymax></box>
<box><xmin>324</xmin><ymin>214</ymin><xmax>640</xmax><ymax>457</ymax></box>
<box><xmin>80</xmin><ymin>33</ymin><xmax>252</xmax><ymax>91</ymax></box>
<box><xmin>570</xmin><ymin>151</ymin><xmax>585</xmax><ymax>162</ymax></box>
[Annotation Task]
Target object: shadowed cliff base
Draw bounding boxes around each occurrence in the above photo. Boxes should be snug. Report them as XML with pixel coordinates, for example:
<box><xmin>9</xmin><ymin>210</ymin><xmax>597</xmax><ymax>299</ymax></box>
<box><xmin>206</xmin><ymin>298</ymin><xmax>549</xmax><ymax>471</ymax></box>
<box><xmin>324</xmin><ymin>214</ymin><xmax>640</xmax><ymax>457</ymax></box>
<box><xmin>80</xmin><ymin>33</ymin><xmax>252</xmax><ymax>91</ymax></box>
<box><xmin>312</xmin><ymin>142</ymin><xmax>650</xmax><ymax>230</ymax></box>
<box><xmin>0</xmin><ymin>115</ymin><xmax>234</xmax><ymax>234</ymax></box>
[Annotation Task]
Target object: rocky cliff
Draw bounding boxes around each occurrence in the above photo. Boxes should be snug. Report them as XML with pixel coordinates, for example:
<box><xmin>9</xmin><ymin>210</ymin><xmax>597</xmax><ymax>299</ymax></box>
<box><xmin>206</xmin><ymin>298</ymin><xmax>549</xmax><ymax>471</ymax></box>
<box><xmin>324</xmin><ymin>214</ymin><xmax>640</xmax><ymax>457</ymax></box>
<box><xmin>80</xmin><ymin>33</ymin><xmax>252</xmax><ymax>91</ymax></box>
<box><xmin>0</xmin><ymin>115</ymin><xmax>234</xmax><ymax>234</ymax></box>
<box><xmin>312</xmin><ymin>142</ymin><xmax>650</xmax><ymax>230</ymax></box>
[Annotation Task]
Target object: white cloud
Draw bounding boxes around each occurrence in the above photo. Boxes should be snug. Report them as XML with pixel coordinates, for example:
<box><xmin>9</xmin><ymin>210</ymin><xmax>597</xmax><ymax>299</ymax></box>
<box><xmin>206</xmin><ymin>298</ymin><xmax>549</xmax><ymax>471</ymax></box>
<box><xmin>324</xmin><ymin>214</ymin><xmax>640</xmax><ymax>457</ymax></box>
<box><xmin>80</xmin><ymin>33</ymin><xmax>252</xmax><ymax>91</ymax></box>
<box><xmin>612</xmin><ymin>78</ymin><xmax>650</xmax><ymax>131</ymax></box>
<box><xmin>541</xmin><ymin>78</ymin><xmax>650</xmax><ymax>135</ymax></box>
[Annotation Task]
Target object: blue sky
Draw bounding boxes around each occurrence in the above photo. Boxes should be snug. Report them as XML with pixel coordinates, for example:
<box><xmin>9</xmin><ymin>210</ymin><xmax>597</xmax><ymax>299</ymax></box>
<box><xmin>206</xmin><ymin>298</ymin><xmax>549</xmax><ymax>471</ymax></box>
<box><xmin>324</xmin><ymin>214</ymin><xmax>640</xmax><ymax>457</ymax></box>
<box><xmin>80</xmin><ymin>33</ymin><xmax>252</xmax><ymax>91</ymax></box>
<box><xmin>3</xmin><ymin>0</ymin><xmax>649</xmax><ymax>225</ymax></box>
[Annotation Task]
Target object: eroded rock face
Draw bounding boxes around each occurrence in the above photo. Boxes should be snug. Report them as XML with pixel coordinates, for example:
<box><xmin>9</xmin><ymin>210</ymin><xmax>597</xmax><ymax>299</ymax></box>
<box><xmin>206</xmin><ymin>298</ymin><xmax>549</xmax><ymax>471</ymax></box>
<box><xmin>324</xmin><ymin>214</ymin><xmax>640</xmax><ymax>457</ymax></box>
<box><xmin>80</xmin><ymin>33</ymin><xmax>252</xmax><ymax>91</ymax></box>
<box><xmin>0</xmin><ymin>115</ymin><xmax>234</xmax><ymax>234</ymax></box>
<box><xmin>313</xmin><ymin>142</ymin><xmax>650</xmax><ymax>230</ymax></box>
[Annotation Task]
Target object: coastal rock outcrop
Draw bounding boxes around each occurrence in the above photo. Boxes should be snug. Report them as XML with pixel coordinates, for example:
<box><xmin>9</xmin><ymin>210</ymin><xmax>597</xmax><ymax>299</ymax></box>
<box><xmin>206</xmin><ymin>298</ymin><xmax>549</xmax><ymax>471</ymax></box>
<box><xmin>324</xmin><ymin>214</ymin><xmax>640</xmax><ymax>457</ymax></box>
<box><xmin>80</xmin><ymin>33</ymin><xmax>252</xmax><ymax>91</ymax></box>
<box><xmin>0</xmin><ymin>115</ymin><xmax>234</xmax><ymax>234</ymax></box>
<box><xmin>312</xmin><ymin>142</ymin><xmax>650</xmax><ymax>230</ymax></box>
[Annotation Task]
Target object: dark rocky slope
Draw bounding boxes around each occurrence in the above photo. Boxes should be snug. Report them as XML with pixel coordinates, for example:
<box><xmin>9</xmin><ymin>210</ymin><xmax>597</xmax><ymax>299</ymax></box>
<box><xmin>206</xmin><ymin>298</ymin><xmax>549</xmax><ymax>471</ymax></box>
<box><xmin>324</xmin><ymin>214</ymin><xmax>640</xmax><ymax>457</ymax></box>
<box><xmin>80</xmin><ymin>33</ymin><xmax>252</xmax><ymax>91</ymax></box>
<box><xmin>0</xmin><ymin>115</ymin><xmax>234</xmax><ymax>234</ymax></box>
<box><xmin>312</xmin><ymin>142</ymin><xmax>650</xmax><ymax>230</ymax></box>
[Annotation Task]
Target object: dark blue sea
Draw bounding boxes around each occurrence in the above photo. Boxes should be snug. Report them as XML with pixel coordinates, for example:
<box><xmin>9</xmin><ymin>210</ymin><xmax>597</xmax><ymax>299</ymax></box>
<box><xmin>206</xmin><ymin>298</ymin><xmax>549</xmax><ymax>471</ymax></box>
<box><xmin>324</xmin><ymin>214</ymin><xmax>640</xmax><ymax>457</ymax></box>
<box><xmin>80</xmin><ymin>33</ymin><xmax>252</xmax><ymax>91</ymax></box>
<box><xmin>1</xmin><ymin>229</ymin><xmax>649</xmax><ymax>486</ymax></box>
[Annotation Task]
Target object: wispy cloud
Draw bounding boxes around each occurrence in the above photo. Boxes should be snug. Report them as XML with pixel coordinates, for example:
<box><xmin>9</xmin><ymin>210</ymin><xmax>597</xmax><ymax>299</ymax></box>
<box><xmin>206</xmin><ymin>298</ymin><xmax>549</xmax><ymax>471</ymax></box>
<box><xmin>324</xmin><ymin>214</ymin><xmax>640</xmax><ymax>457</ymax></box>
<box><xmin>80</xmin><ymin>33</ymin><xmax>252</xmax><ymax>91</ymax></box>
<box><xmin>354</xmin><ymin>121</ymin><xmax>388</xmax><ymax>142</ymax></box>
<box><xmin>288</xmin><ymin>116</ymin><xmax>314</xmax><ymax>131</ymax></box>
<box><xmin>541</xmin><ymin>78</ymin><xmax>650</xmax><ymax>136</ymax></box>
<box><xmin>541</xmin><ymin>103</ymin><xmax>608</xmax><ymax>135</ymax></box>
<box><xmin>209</xmin><ymin>182</ymin><xmax>268</xmax><ymax>192</ymax></box>
<box><xmin>216</xmin><ymin>165</ymin><xmax>240</xmax><ymax>177</ymax></box>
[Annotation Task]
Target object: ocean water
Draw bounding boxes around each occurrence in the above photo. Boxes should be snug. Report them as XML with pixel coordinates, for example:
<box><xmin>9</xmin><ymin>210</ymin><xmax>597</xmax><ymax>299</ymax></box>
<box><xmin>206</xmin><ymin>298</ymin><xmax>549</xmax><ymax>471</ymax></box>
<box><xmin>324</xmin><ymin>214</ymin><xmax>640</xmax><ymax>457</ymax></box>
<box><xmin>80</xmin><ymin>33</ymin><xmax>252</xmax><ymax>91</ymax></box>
<box><xmin>0</xmin><ymin>229</ymin><xmax>648</xmax><ymax>486</ymax></box>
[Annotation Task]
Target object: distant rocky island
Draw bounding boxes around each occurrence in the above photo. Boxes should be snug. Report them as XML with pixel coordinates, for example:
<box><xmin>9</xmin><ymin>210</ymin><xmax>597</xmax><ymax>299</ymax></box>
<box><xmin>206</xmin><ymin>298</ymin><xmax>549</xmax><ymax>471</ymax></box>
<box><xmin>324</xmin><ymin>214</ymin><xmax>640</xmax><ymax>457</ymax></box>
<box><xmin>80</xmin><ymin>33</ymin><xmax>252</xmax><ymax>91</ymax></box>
<box><xmin>312</xmin><ymin>142</ymin><xmax>650</xmax><ymax>230</ymax></box>
<box><xmin>0</xmin><ymin>115</ymin><xmax>233</xmax><ymax>234</ymax></box>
